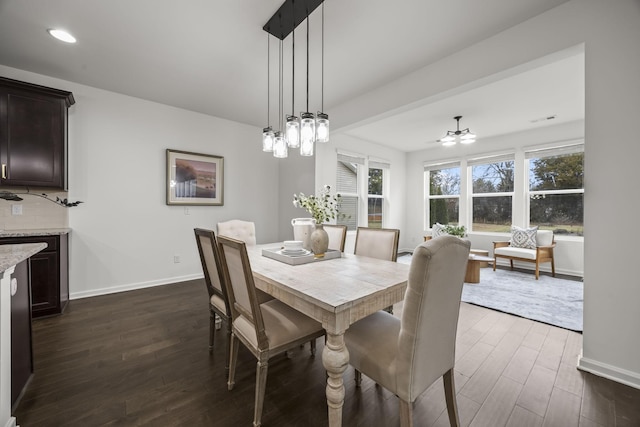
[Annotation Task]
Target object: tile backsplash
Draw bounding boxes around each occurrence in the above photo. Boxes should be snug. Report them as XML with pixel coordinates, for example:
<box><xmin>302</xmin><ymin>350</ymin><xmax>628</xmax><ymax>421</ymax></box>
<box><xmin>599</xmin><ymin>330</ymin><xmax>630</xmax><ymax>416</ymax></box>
<box><xmin>0</xmin><ymin>189</ymin><xmax>69</xmax><ymax>230</ymax></box>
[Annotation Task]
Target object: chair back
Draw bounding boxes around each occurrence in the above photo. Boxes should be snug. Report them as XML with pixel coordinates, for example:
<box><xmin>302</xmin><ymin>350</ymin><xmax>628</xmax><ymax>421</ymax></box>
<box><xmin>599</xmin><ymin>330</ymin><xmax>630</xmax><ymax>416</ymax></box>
<box><xmin>217</xmin><ymin>219</ymin><xmax>257</xmax><ymax>246</ymax></box>
<box><xmin>397</xmin><ymin>235</ymin><xmax>470</xmax><ymax>401</ymax></box>
<box><xmin>194</xmin><ymin>228</ymin><xmax>227</xmax><ymax>309</ymax></box>
<box><xmin>217</xmin><ymin>235</ymin><xmax>268</xmax><ymax>350</ymax></box>
<box><xmin>324</xmin><ymin>224</ymin><xmax>347</xmax><ymax>252</ymax></box>
<box><xmin>354</xmin><ymin>227</ymin><xmax>400</xmax><ymax>261</ymax></box>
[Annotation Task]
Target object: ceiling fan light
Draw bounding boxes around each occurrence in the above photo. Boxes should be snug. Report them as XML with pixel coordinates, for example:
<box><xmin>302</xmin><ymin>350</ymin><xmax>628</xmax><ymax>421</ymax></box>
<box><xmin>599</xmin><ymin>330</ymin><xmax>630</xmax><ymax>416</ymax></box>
<box><xmin>442</xmin><ymin>139</ymin><xmax>456</xmax><ymax>147</ymax></box>
<box><xmin>262</xmin><ymin>127</ymin><xmax>275</xmax><ymax>152</ymax></box>
<box><xmin>316</xmin><ymin>112</ymin><xmax>329</xmax><ymax>143</ymax></box>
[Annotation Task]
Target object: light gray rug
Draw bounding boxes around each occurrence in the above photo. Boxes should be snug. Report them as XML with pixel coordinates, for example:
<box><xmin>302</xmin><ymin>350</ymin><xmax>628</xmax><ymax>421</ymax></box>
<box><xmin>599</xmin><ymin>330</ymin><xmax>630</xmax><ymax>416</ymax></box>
<box><xmin>397</xmin><ymin>255</ymin><xmax>583</xmax><ymax>332</ymax></box>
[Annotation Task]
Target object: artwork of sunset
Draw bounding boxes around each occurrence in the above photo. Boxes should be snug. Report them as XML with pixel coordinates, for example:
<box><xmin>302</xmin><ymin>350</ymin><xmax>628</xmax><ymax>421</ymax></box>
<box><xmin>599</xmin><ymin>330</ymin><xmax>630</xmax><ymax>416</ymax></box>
<box><xmin>175</xmin><ymin>158</ymin><xmax>216</xmax><ymax>198</ymax></box>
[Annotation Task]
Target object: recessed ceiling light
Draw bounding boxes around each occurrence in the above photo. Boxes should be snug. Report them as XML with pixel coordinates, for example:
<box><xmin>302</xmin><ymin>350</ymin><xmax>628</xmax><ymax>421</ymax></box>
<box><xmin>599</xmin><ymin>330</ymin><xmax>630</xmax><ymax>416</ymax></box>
<box><xmin>47</xmin><ymin>29</ymin><xmax>76</xmax><ymax>44</ymax></box>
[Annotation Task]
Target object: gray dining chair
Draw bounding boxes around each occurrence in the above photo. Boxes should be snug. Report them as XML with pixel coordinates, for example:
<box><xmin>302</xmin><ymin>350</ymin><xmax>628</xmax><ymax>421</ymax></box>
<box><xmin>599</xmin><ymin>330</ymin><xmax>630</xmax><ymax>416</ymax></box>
<box><xmin>194</xmin><ymin>228</ymin><xmax>232</xmax><ymax>368</ymax></box>
<box><xmin>324</xmin><ymin>224</ymin><xmax>347</xmax><ymax>252</ymax></box>
<box><xmin>345</xmin><ymin>235</ymin><xmax>470</xmax><ymax>427</ymax></box>
<box><xmin>217</xmin><ymin>235</ymin><xmax>325</xmax><ymax>427</ymax></box>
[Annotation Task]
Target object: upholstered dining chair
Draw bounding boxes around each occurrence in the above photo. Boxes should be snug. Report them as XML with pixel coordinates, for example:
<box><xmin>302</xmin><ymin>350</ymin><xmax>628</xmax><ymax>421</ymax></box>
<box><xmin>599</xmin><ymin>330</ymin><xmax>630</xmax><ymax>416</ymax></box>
<box><xmin>324</xmin><ymin>224</ymin><xmax>347</xmax><ymax>252</ymax></box>
<box><xmin>345</xmin><ymin>235</ymin><xmax>470</xmax><ymax>427</ymax></box>
<box><xmin>193</xmin><ymin>228</ymin><xmax>232</xmax><ymax>368</ymax></box>
<box><xmin>354</xmin><ymin>226</ymin><xmax>400</xmax><ymax>262</ymax></box>
<box><xmin>354</xmin><ymin>226</ymin><xmax>400</xmax><ymax>313</ymax></box>
<box><xmin>217</xmin><ymin>219</ymin><xmax>257</xmax><ymax>246</ymax></box>
<box><xmin>217</xmin><ymin>235</ymin><xmax>326</xmax><ymax>427</ymax></box>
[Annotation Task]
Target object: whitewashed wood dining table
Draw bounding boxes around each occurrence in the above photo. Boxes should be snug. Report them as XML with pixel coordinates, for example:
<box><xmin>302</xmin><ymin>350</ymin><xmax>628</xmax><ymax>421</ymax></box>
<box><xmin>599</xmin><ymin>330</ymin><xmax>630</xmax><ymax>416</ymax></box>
<box><xmin>246</xmin><ymin>243</ymin><xmax>410</xmax><ymax>427</ymax></box>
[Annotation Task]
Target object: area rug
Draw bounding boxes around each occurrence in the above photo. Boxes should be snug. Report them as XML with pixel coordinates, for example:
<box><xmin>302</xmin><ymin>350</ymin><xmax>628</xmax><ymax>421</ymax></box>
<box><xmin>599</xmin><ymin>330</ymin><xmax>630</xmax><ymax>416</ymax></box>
<box><xmin>397</xmin><ymin>255</ymin><xmax>583</xmax><ymax>332</ymax></box>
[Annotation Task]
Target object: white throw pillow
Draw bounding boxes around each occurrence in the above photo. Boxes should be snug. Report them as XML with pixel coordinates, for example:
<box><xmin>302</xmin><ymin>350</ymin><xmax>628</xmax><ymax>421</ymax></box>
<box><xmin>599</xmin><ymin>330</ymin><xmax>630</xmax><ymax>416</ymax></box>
<box><xmin>431</xmin><ymin>223</ymin><xmax>447</xmax><ymax>238</ymax></box>
<box><xmin>510</xmin><ymin>225</ymin><xmax>538</xmax><ymax>249</ymax></box>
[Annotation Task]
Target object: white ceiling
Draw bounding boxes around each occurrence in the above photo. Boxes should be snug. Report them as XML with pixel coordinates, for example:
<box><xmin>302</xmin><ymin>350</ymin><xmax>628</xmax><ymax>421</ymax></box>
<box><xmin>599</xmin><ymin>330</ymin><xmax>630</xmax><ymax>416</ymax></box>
<box><xmin>0</xmin><ymin>0</ymin><xmax>580</xmax><ymax>152</ymax></box>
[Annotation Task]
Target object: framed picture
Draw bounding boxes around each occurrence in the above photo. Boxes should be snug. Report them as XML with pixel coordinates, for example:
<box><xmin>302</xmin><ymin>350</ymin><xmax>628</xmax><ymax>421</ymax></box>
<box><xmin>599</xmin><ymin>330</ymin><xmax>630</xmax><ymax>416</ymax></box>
<box><xmin>166</xmin><ymin>149</ymin><xmax>224</xmax><ymax>206</ymax></box>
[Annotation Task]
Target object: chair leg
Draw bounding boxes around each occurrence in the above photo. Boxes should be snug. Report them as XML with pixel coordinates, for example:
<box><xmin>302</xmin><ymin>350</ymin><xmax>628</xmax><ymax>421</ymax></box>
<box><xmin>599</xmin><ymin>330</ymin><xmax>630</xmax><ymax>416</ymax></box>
<box><xmin>384</xmin><ymin>305</ymin><xmax>394</xmax><ymax>314</ymax></box>
<box><xmin>253</xmin><ymin>359</ymin><xmax>269</xmax><ymax>427</ymax></box>
<box><xmin>443</xmin><ymin>368</ymin><xmax>460</xmax><ymax>427</ymax></box>
<box><xmin>399</xmin><ymin>399</ymin><xmax>413</xmax><ymax>427</ymax></box>
<box><xmin>355</xmin><ymin>369</ymin><xmax>362</xmax><ymax>387</ymax></box>
<box><xmin>551</xmin><ymin>257</ymin><xmax>556</xmax><ymax>277</ymax></box>
<box><xmin>535</xmin><ymin>260</ymin><xmax>540</xmax><ymax>280</ymax></box>
<box><xmin>510</xmin><ymin>260</ymin><xmax>514</xmax><ymax>270</ymax></box>
<box><xmin>310</xmin><ymin>338</ymin><xmax>316</xmax><ymax>356</ymax></box>
<box><xmin>225</xmin><ymin>319</ymin><xmax>232</xmax><ymax>371</ymax></box>
<box><xmin>209</xmin><ymin>310</ymin><xmax>215</xmax><ymax>352</ymax></box>
<box><xmin>228</xmin><ymin>332</ymin><xmax>240</xmax><ymax>391</ymax></box>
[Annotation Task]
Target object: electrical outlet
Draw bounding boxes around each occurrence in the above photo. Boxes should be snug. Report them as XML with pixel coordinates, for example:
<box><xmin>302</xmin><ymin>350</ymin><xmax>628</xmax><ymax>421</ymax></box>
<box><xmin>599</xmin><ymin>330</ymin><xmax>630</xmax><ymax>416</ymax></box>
<box><xmin>173</xmin><ymin>255</ymin><xmax>181</xmax><ymax>264</ymax></box>
<box><xmin>11</xmin><ymin>204</ymin><xmax>23</xmax><ymax>215</ymax></box>
<box><xmin>184</xmin><ymin>207</ymin><xmax>190</xmax><ymax>215</ymax></box>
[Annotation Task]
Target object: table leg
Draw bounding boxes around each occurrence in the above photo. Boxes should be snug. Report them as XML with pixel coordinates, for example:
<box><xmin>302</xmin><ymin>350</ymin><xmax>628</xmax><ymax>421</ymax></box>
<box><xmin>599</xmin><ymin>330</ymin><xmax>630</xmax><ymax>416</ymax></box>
<box><xmin>322</xmin><ymin>331</ymin><xmax>349</xmax><ymax>427</ymax></box>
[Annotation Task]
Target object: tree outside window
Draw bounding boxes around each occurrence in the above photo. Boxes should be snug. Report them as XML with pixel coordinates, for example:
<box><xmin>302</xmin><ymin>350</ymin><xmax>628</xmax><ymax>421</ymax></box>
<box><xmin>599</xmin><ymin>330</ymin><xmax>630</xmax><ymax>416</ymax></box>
<box><xmin>471</xmin><ymin>159</ymin><xmax>514</xmax><ymax>232</ymax></box>
<box><xmin>426</xmin><ymin>165</ymin><xmax>460</xmax><ymax>228</ymax></box>
<box><xmin>528</xmin><ymin>149</ymin><xmax>584</xmax><ymax>236</ymax></box>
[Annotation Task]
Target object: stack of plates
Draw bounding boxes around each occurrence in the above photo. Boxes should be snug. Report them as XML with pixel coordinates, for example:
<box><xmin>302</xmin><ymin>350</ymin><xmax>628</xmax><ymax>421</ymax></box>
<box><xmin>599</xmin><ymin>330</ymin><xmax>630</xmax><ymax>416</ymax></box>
<box><xmin>280</xmin><ymin>248</ymin><xmax>311</xmax><ymax>256</ymax></box>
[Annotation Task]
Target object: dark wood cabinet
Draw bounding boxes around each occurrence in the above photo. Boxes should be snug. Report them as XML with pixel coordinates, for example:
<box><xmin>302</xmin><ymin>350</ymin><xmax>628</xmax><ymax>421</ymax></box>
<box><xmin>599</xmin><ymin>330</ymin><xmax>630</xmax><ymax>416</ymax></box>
<box><xmin>0</xmin><ymin>76</ymin><xmax>75</xmax><ymax>189</ymax></box>
<box><xmin>0</xmin><ymin>234</ymin><xmax>69</xmax><ymax>318</ymax></box>
<box><xmin>10</xmin><ymin>259</ymin><xmax>33</xmax><ymax>409</ymax></box>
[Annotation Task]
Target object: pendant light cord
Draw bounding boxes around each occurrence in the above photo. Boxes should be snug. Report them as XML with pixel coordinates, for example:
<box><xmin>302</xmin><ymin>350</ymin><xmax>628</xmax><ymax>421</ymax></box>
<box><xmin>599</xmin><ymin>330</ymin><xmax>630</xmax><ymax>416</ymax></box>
<box><xmin>291</xmin><ymin>0</ymin><xmax>295</xmax><ymax>116</ymax></box>
<box><xmin>321</xmin><ymin>1</ymin><xmax>324</xmax><ymax>112</ymax></box>
<box><xmin>266</xmin><ymin>32</ymin><xmax>270</xmax><ymax>127</ymax></box>
<box><xmin>306</xmin><ymin>6</ymin><xmax>310</xmax><ymax>112</ymax></box>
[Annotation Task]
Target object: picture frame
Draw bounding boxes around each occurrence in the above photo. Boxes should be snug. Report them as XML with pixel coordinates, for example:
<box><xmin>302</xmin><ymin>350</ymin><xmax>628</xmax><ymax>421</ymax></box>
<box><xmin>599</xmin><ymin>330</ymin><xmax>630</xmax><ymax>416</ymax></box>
<box><xmin>166</xmin><ymin>149</ymin><xmax>224</xmax><ymax>206</ymax></box>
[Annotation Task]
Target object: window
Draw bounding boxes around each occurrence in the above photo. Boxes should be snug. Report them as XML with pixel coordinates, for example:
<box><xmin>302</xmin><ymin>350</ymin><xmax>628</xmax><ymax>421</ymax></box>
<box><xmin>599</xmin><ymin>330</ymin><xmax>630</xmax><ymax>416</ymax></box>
<box><xmin>368</xmin><ymin>160</ymin><xmax>389</xmax><ymax>229</ymax></box>
<box><xmin>425</xmin><ymin>163</ymin><xmax>460</xmax><ymax>229</ymax></box>
<box><xmin>470</xmin><ymin>155</ymin><xmax>514</xmax><ymax>232</ymax></box>
<box><xmin>336</xmin><ymin>153</ymin><xmax>362</xmax><ymax>231</ymax></box>
<box><xmin>527</xmin><ymin>144</ymin><xmax>584</xmax><ymax>236</ymax></box>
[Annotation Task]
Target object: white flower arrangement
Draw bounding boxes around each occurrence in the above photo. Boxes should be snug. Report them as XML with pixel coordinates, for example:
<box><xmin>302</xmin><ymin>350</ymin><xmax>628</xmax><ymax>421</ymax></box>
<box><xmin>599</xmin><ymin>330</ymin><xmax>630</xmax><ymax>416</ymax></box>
<box><xmin>292</xmin><ymin>185</ymin><xmax>341</xmax><ymax>225</ymax></box>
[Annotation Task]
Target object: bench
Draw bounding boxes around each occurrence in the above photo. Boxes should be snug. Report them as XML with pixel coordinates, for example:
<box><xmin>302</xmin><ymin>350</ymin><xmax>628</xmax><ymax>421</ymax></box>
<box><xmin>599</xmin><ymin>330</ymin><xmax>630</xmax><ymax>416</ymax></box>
<box><xmin>493</xmin><ymin>229</ymin><xmax>555</xmax><ymax>280</ymax></box>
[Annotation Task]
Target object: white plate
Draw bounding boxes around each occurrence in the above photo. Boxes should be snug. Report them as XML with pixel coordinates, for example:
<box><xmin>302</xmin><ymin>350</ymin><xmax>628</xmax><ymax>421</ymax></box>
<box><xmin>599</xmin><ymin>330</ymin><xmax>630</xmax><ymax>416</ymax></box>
<box><xmin>280</xmin><ymin>249</ymin><xmax>311</xmax><ymax>256</ymax></box>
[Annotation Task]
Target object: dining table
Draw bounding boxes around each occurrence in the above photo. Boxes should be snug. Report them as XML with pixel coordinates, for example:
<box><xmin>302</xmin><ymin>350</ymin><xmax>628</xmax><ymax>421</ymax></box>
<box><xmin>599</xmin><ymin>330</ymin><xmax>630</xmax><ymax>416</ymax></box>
<box><xmin>246</xmin><ymin>243</ymin><xmax>410</xmax><ymax>427</ymax></box>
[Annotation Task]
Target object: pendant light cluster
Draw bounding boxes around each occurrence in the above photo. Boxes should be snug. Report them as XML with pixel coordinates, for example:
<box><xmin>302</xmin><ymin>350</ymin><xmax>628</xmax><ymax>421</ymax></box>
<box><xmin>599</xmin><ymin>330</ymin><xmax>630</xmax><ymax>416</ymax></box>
<box><xmin>262</xmin><ymin>0</ymin><xmax>330</xmax><ymax>158</ymax></box>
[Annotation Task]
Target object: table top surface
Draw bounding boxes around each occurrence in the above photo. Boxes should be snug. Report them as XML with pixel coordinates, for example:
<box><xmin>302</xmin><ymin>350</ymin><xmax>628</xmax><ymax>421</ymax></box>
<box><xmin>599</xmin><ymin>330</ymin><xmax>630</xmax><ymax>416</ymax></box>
<box><xmin>469</xmin><ymin>254</ymin><xmax>494</xmax><ymax>262</ymax></box>
<box><xmin>247</xmin><ymin>243</ymin><xmax>410</xmax><ymax>314</ymax></box>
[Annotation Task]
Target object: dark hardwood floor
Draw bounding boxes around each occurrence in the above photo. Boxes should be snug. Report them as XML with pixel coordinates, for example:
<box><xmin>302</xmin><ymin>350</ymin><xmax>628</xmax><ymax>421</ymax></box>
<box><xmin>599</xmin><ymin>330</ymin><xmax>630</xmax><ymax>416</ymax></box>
<box><xmin>13</xmin><ymin>279</ymin><xmax>640</xmax><ymax>427</ymax></box>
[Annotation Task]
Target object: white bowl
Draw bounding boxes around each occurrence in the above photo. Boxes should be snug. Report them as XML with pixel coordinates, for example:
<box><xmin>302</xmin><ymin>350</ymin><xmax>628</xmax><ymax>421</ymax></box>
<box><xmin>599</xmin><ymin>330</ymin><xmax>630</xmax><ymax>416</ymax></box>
<box><xmin>283</xmin><ymin>240</ymin><xmax>303</xmax><ymax>251</ymax></box>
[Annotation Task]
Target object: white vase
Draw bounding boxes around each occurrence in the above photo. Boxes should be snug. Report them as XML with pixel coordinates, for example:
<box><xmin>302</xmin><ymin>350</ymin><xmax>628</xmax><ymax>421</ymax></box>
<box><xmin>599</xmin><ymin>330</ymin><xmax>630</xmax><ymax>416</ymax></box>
<box><xmin>310</xmin><ymin>224</ymin><xmax>329</xmax><ymax>257</ymax></box>
<box><xmin>291</xmin><ymin>218</ymin><xmax>315</xmax><ymax>250</ymax></box>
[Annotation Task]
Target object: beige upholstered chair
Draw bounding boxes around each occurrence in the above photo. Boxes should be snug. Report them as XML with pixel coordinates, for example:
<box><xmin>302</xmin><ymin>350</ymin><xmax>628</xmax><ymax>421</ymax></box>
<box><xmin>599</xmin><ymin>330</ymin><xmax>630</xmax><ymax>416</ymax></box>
<box><xmin>217</xmin><ymin>235</ymin><xmax>325</xmax><ymax>427</ymax></box>
<box><xmin>217</xmin><ymin>219</ymin><xmax>257</xmax><ymax>246</ymax></box>
<box><xmin>345</xmin><ymin>235</ymin><xmax>471</xmax><ymax>427</ymax></box>
<box><xmin>194</xmin><ymin>228</ymin><xmax>232</xmax><ymax>368</ymax></box>
<box><xmin>354</xmin><ymin>226</ymin><xmax>400</xmax><ymax>262</ymax></box>
<box><xmin>324</xmin><ymin>224</ymin><xmax>347</xmax><ymax>252</ymax></box>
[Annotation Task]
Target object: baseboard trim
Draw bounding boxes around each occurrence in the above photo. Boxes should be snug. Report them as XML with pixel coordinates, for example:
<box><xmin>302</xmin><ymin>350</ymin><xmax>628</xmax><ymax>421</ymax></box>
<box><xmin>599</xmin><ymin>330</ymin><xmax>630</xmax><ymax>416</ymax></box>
<box><xmin>70</xmin><ymin>274</ymin><xmax>203</xmax><ymax>300</ymax></box>
<box><xmin>3</xmin><ymin>416</ymin><xmax>17</xmax><ymax>427</ymax></box>
<box><xmin>578</xmin><ymin>353</ymin><xmax>640</xmax><ymax>390</ymax></box>
<box><xmin>493</xmin><ymin>259</ymin><xmax>583</xmax><ymax>278</ymax></box>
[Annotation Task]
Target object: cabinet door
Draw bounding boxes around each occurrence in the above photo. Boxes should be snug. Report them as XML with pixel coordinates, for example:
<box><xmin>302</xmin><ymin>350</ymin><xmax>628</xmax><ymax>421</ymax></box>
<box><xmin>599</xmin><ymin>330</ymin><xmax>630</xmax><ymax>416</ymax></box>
<box><xmin>0</xmin><ymin>87</ymin><xmax>65</xmax><ymax>188</ymax></box>
<box><xmin>29</xmin><ymin>250</ymin><xmax>60</xmax><ymax>317</ymax></box>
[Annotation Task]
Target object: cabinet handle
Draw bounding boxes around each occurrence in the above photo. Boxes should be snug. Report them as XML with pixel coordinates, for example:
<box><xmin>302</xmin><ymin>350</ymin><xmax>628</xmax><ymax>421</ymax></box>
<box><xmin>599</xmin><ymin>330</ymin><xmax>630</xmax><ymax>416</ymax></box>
<box><xmin>1</xmin><ymin>164</ymin><xmax>5</xmax><ymax>179</ymax></box>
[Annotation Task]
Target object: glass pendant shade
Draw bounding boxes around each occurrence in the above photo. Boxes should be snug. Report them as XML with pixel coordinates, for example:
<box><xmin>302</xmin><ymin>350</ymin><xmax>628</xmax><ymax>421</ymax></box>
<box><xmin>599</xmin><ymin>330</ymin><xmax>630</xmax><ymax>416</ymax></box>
<box><xmin>315</xmin><ymin>112</ymin><xmax>329</xmax><ymax>143</ymax></box>
<box><xmin>285</xmin><ymin>115</ymin><xmax>300</xmax><ymax>148</ymax></box>
<box><xmin>273</xmin><ymin>131</ymin><xmax>288</xmax><ymax>158</ymax></box>
<box><xmin>441</xmin><ymin>134</ymin><xmax>456</xmax><ymax>147</ymax></box>
<box><xmin>262</xmin><ymin>126</ymin><xmax>275</xmax><ymax>152</ymax></box>
<box><xmin>460</xmin><ymin>132</ymin><xmax>476</xmax><ymax>144</ymax></box>
<box><xmin>300</xmin><ymin>113</ymin><xmax>315</xmax><ymax>156</ymax></box>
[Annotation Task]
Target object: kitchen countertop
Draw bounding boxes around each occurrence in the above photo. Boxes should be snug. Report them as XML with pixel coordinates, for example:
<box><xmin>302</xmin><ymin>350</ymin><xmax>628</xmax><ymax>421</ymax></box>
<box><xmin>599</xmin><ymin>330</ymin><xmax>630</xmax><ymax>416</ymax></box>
<box><xmin>0</xmin><ymin>228</ymin><xmax>70</xmax><ymax>238</ymax></box>
<box><xmin>0</xmin><ymin>243</ymin><xmax>48</xmax><ymax>272</ymax></box>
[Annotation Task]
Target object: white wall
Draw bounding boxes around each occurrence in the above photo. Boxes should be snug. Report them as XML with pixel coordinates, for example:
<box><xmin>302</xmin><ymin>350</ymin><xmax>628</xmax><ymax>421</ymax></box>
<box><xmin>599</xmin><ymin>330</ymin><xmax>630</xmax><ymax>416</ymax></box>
<box><xmin>0</xmin><ymin>65</ymin><xmax>281</xmax><ymax>299</ymax></box>
<box><xmin>316</xmin><ymin>133</ymin><xmax>407</xmax><ymax>253</ymax></box>
<box><xmin>406</xmin><ymin>121</ymin><xmax>585</xmax><ymax>277</ymax></box>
